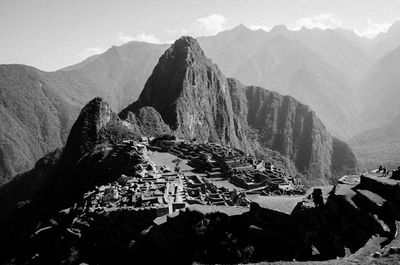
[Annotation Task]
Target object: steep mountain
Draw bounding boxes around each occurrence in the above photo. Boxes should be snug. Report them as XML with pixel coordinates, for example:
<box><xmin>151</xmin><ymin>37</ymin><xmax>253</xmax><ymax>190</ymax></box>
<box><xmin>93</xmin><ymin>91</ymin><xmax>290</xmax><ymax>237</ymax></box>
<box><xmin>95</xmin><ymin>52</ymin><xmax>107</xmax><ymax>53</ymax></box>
<box><xmin>0</xmin><ymin>42</ymin><xmax>166</xmax><ymax>185</ymax></box>
<box><xmin>121</xmin><ymin>36</ymin><xmax>358</xmax><ymax>184</ymax></box>
<box><xmin>198</xmin><ymin>25</ymin><xmax>369</xmax><ymax>139</ymax></box>
<box><xmin>121</xmin><ymin>37</ymin><xmax>251</xmax><ymax>152</ymax></box>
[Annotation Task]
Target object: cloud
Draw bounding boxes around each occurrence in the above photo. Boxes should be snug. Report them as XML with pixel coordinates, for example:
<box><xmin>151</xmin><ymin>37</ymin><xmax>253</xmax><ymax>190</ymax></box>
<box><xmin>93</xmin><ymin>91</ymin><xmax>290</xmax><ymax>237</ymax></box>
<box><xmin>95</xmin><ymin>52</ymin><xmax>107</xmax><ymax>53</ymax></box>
<box><xmin>247</xmin><ymin>25</ymin><xmax>271</xmax><ymax>32</ymax></box>
<box><xmin>118</xmin><ymin>31</ymin><xmax>161</xmax><ymax>44</ymax></box>
<box><xmin>79</xmin><ymin>47</ymin><xmax>104</xmax><ymax>58</ymax></box>
<box><xmin>354</xmin><ymin>19</ymin><xmax>391</xmax><ymax>39</ymax></box>
<box><xmin>168</xmin><ymin>13</ymin><xmax>227</xmax><ymax>37</ymax></box>
<box><xmin>293</xmin><ymin>13</ymin><xmax>342</xmax><ymax>30</ymax></box>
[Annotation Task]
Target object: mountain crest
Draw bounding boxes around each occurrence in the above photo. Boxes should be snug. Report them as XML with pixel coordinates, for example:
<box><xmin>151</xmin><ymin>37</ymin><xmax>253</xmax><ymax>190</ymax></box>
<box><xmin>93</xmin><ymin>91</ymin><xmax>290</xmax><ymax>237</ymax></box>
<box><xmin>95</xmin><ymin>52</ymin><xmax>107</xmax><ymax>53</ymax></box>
<box><xmin>170</xmin><ymin>36</ymin><xmax>205</xmax><ymax>58</ymax></box>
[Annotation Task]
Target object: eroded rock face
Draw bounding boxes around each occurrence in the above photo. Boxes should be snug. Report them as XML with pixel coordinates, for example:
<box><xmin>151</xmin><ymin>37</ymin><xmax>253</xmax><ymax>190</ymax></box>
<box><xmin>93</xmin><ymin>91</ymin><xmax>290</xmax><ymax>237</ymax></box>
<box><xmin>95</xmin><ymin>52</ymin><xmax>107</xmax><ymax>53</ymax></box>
<box><xmin>245</xmin><ymin>86</ymin><xmax>333</xmax><ymax>180</ymax></box>
<box><xmin>120</xmin><ymin>36</ymin><xmax>357</xmax><ymax>182</ymax></box>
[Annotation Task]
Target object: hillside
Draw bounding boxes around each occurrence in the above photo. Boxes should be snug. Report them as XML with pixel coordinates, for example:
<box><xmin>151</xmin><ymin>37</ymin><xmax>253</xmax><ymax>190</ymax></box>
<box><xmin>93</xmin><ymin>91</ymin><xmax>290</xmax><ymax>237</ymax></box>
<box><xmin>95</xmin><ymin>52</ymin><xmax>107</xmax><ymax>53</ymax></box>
<box><xmin>198</xmin><ymin>25</ymin><xmax>368</xmax><ymax>139</ymax></box>
<box><xmin>371</xmin><ymin>20</ymin><xmax>400</xmax><ymax>59</ymax></box>
<box><xmin>350</xmin><ymin>45</ymin><xmax>400</xmax><ymax>169</ymax></box>
<box><xmin>0</xmin><ymin>65</ymin><xmax>79</xmax><ymax>185</ymax></box>
<box><xmin>357</xmin><ymin>45</ymin><xmax>400</xmax><ymax>126</ymax></box>
<box><xmin>0</xmin><ymin>42</ymin><xmax>166</xmax><ymax>184</ymax></box>
<box><xmin>349</xmin><ymin>119</ymin><xmax>400</xmax><ymax>171</ymax></box>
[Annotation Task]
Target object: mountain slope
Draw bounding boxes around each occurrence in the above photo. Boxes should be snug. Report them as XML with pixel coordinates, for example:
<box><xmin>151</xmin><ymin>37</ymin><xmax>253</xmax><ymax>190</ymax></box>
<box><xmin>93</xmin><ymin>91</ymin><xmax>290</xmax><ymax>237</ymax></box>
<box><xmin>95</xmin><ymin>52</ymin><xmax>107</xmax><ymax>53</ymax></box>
<box><xmin>349</xmin><ymin>119</ymin><xmax>400</xmax><ymax>170</ymax></box>
<box><xmin>121</xmin><ymin>36</ymin><xmax>358</xmax><ymax>183</ymax></box>
<box><xmin>0</xmin><ymin>42</ymin><xmax>166</xmax><ymax>185</ymax></box>
<box><xmin>198</xmin><ymin>25</ymin><xmax>368</xmax><ymax>139</ymax></box>
<box><xmin>358</xmin><ymin>45</ymin><xmax>400</xmax><ymax>126</ymax></box>
<box><xmin>0</xmin><ymin>65</ymin><xmax>79</xmax><ymax>185</ymax></box>
<box><xmin>60</xmin><ymin>41</ymin><xmax>168</xmax><ymax>109</ymax></box>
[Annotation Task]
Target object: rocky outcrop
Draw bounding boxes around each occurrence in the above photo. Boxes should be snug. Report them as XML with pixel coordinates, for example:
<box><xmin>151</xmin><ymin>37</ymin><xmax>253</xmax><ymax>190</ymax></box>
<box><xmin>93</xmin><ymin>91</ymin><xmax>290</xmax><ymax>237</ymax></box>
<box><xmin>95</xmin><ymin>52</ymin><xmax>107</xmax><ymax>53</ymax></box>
<box><xmin>120</xmin><ymin>36</ymin><xmax>358</xmax><ymax>183</ymax></box>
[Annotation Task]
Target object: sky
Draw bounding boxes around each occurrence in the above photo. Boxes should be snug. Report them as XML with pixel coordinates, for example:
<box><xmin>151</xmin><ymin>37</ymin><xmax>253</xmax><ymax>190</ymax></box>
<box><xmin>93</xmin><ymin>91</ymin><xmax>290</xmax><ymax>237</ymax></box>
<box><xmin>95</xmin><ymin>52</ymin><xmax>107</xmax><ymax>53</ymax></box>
<box><xmin>1</xmin><ymin>0</ymin><xmax>400</xmax><ymax>71</ymax></box>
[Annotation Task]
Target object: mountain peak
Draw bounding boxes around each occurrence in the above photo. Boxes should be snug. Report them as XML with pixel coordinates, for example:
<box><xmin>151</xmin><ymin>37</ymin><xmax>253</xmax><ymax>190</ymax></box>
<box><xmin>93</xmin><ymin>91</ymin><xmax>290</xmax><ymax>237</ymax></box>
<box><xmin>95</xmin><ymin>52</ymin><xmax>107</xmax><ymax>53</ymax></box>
<box><xmin>120</xmin><ymin>35</ymin><xmax>221</xmax><ymax>127</ymax></box>
<box><xmin>270</xmin><ymin>24</ymin><xmax>289</xmax><ymax>33</ymax></box>
<box><xmin>173</xmin><ymin>36</ymin><xmax>199</xmax><ymax>48</ymax></box>
<box><xmin>169</xmin><ymin>36</ymin><xmax>205</xmax><ymax>59</ymax></box>
<box><xmin>231</xmin><ymin>24</ymin><xmax>250</xmax><ymax>31</ymax></box>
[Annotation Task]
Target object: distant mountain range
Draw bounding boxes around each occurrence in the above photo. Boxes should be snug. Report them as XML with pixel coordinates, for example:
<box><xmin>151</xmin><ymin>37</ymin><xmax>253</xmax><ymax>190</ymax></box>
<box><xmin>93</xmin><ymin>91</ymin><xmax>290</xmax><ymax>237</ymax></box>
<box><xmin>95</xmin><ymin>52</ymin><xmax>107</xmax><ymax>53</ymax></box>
<box><xmin>198</xmin><ymin>25</ymin><xmax>368</xmax><ymax>139</ymax></box>
<box><xmin>2</xmin><ymin>22</ymin><xmax>400</xmax><ymax>184</ymax></box>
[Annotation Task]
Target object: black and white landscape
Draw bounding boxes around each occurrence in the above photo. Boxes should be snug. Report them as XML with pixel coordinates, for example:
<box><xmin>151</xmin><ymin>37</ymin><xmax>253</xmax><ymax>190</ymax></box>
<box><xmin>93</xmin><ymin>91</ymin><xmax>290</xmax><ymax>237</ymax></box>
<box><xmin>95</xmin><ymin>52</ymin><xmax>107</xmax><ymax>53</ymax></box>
<box><xmin>1</xmin><ymin>1</ymin><xmax>400</xmax><ymax>264</ymax></box>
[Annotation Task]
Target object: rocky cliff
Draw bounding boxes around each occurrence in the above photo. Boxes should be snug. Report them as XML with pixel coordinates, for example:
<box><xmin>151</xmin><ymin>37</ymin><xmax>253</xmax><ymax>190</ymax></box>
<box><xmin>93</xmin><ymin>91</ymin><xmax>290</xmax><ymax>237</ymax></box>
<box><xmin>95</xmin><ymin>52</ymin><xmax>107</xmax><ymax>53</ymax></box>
<box><xmin>121</xmin><ymin>37</ymin><xmax>358</xmax><ymax>183</ymax></box>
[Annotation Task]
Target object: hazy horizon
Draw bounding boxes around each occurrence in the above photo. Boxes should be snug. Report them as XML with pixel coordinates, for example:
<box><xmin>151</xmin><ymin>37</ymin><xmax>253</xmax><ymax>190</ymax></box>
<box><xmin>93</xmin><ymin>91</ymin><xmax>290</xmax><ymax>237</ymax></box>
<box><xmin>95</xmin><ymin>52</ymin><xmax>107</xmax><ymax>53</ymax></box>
<box><xmin>1</xmin><ymin>0</ymin><xmax>400</xmax><ymax>71</ymax></box>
